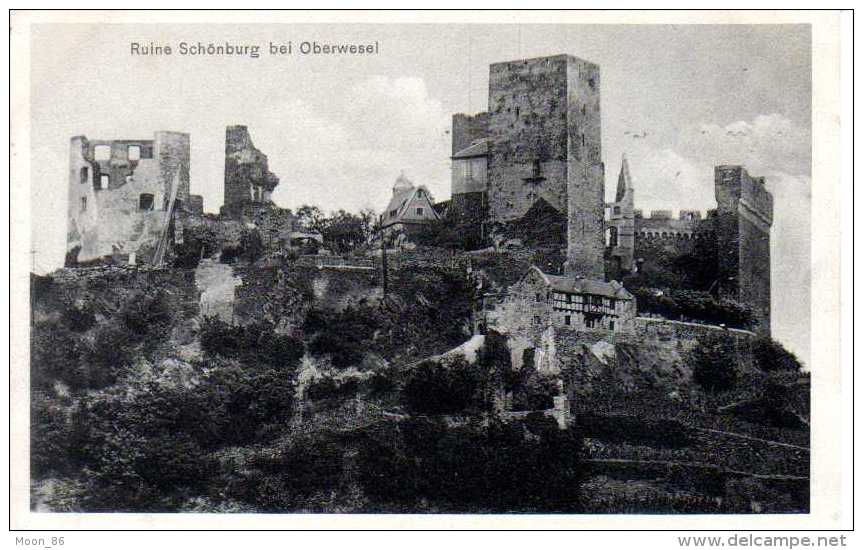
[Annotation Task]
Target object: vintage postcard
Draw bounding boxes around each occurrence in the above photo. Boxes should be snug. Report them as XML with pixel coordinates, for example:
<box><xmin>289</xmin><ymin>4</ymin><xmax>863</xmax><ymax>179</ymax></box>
<box><xmin>8</xmin><ymin>10</ymin><xmax>851</xmax><ymax>532</ymax></box>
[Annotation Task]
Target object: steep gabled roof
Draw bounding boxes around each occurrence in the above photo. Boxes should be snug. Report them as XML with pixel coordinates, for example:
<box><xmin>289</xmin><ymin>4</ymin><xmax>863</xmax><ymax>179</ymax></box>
<box><xmin>526</xmin><ymin>266</ymin><xmax>634</xmax><ymax>300</ymax></box>
<box><xmin>381</xmin><ymin>181</ymin><xmax>440</xmax><ymax>228</ymax></box>
<box><xmin>452</xmin><ymin>139</ymin><xmax>489</xmax><ymax>160</ymax></box>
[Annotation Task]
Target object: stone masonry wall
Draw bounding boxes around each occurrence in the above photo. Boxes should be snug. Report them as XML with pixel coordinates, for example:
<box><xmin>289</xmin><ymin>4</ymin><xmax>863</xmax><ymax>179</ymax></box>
<box><xmin>451</xmin><ymin>112</ymin><xmax>489</xmax><ymax>155</ymax></box>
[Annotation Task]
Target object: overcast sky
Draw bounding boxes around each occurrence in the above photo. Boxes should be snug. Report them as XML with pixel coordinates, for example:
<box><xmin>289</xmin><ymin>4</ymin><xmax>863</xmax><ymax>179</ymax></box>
<box><xmin>28</xmin><ymin>23</ymin><xmax>811</xmax><ymax>363</ymax></box>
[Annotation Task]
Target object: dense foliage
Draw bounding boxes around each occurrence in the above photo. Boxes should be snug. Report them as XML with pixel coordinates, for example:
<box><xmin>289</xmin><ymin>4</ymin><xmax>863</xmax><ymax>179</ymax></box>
<box><xmin>199</xmin><ymin>316</ymin><xmax>304</xmax><ymax>370</ymax></box>
<box><xmin>630</xmin><ymin>287</ymin><xmax>755</xmax><ymax>329</ymax></box>
<box><xmin>752</xmin><ymin>337</ymin><xmax>803</xmax><ymax>372</ymax></box>
<box><xmin>401</xmin><ymin>358</ymin><xmax>489</xmax><ymax>415</ymax></box>
<box><xmin>355</xmin><ymin>416</ymin><xmax>585</xmax><ymax>512</ymax></box>
<box><xmin>690</xmin><ymin>333</ymin><xmax>739</xmax><ymax>392</ymax></box>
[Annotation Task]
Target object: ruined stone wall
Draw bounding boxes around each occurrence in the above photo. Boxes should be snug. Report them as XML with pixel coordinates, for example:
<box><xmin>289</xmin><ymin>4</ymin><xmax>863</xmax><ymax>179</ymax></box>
<box><xmin>237</xmin><ymin>203</ymin><xmax>299</xmax><ymax>250</ymax></box>
<box><xmin>451</xmin><ymin>112</ymin><xmax>489</xmax><ymax>155</ymax></box>
<box><xmin>66</xmin><ymin>132</ymin><xmax>190</xmax><ymax>265</ymax></box>
<box><xmin>536</xmin><ymin>317</ymin><xmax>757</xmax><ymax>394</ymax></box>
<box><xmin>223</xmin><ymin>125</ymin><xmax>280</xmax><ymax>218</ymax></box>
<box><xmin>486</xmin><ymin>268</ymin><xmax>552</xmax><ymax>345</ymax></box>
<box><xmin>33</xmin><ymin>265</ymin><xmax>199</xmax><ymax>322</ymax></box>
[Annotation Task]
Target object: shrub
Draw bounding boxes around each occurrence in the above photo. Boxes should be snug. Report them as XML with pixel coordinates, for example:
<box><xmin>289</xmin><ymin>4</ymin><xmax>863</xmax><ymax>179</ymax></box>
<box><xmin>355</xmin><ymin>417</ymin><xmax>586</xmax><ymax>512</ymax></box>
<box><xmin>690</xmin><ymin>333</ymin><xmax>738</xmax><ymax>392</ymax></box>
<box><xmin>119</xmin><ymin>289</ymin><xmax>174</xmax><ymax>341</ymax></box>
<box><xmin>199</xmin><ymin>317</ymin><xmax>304</xmax><ymax>371</ymax></box>
<box><xmin>305</xmin><ymin>376</ymin><xmax>359</xmax><ymax>401</ymax></box>
<box><xmin>304</xmin><ymin>306</ymin><xmax>381</xmax><ymax>369</ymax></box>
<box><xmin>511</xmin><ymin>372</ymin><xmax>558</xmax><ymax>411</ymax></box>
<box><xmin>578</xmin><ymin>412</ymin><xmax>691</xmax><ymax>448</ymax></box>
<box><xmin>631</xmin><ymin>287</ymin><xmax>755</xmax><ymax>330</ymax></box>
<box><xmin>753</xmin><ymin>337</ymin><xmax>803</xmax><ymax>372</ymax></box>
<box><xmin>401</xmin><ymin>358</ymin><xmax>489</xmax><ymax>415</ymax></box>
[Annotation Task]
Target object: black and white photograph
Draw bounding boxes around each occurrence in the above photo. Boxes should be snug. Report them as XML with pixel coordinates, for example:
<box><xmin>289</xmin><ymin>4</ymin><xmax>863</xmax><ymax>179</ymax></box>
<box><xmin>8</xmin><ymin>9</ymin><xmax>851</xmax><ymax>533</ymax></box>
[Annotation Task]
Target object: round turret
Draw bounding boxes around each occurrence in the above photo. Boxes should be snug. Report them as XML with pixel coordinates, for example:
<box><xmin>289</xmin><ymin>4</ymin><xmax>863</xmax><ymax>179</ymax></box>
<box><xmin>393</xmin><ymin>171</ymin><xmax>414</xmax><ymax>193</ymax></box>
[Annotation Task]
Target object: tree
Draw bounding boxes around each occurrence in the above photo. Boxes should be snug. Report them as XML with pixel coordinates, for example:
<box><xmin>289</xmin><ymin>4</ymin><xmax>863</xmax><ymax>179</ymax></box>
<box><xmin>296</xmin><ymin>204</ymin><xmax>326</xmax><ymax>233</ymax></box>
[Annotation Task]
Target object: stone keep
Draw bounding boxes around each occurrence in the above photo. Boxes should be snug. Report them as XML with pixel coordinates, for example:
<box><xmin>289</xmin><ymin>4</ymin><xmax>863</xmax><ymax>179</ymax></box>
<box><xmin>486</xmin><ymin>55</ymin><xmax>605</xmax><ymax>279</ymax></box>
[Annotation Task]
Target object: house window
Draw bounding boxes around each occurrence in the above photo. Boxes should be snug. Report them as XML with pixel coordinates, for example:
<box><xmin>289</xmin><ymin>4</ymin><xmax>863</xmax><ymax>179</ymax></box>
<box><xmin>139</xmin><ymin>193</ymin><xmax>154</xmax><ymax>211</ymax></box>
<box><xmin>535</xmin><ymin>293</ymin><xmax>542</xmax><ymax>303</ymax></box>
<box><xmin>99</xmin><ymin>174</ymin><xmax>110</xmax><ymax>190</ymax></box>
<box><xmin>390</xmin><ymin>209</ymin><xmax>398</xmax><ymax>218</ymax></box>
<box><xmin>80</xmin><ymin>197</ymin><xmax>87</xmax><ymax>213</ymax></box>
<box><xmin>565</xmin><ymin>315</ymin><xmax>571</xmax><ymax>326</ymax></box>
<box><xmin>417</xmin><ymin>189</ymin><xmax>423</xmax><ymax>198</ymax></box>
<box><xmin>127</xmin><ymin>145</ymin><xmax>141</xmax><ymax>161</ymax></box>
<box><xmin>585</xmin><ymin>317</ymin><xmax>596</xmax><ymax>329</ymax></box>
<box><xmin>533</xmin><ymin>316</ymin><xmax>541</xmax><ymax>325</ymax></box>
<box><xmin>94</xmin><ymin>145</ymin><xmax>111</xmax><ymax>161</ymax></box>
<box><xmin>613</xmin><ymin>206</ymin><xmax>621</xmax><ymax>215</ymax></box>
<box><xmin>532</xmin><ymin>160</ymin><xmax>542</xmax><ymax>178</ymax></box>
<box><xmin>566</xmin><ymin>294</ymin><xmax>572</xmax><ymax>304</ymax></box>
<box><xmin>462</xmin><ymin>161</ymin><xmax>473</xmax><ymax>179</ymax></box>
<box><xmin>79</xmin><ymin>167</ymin><xmax>88</xmax><ymax>184</ymax></box>
<box><xmin>416</xmin><ymin>207</ymin><xmax>424</xmax><ymax>216</ymax></box>
<box><xmin>610</xmin><ymin>320</ymin><xmax>615</xmax><ymax>331</ymax></box>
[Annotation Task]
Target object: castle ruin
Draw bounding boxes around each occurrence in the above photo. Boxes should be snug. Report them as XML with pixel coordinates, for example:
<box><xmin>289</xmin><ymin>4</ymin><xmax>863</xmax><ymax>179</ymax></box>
<box><xmin>66</xmin><ymin>131</ymin><xmax>202</xmax><ymax>266</ymax></box>
<box><xmin>221</xmin><ymin>125</ymin><xmax>280</xmax><ymax>219</ymax></box>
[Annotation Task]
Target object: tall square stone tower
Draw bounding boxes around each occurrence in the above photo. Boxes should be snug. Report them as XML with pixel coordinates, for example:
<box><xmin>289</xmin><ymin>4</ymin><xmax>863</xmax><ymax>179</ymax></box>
<box><xmin>714</xmin><ymin>165</ymin><xmax>773</xmax><ymax>335</ymax></box>
<box><xmin>486</xmin><ymin>54</ymin><xmax>605</xmax><ymax>279</ymax></box>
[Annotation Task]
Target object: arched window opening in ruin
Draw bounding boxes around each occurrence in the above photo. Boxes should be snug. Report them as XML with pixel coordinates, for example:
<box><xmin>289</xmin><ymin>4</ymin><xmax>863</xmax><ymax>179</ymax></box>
<box><xmin>139</xmin><ymin>193</ymin><xmax>154</xmax><ymax>211</ymax></box>
<box><xmin>606</xmin><ymin>226</ymin><xmax>618</xmax><ymax>247</ymax></box>
<box><xmin>80</xmin><ymin>197</ymin><xmax>87</xmax><ymax>213</ymax></box>
<box><xmin>79</xmin><ymin>167</ymin><xmax>88</xmax><ymax>184</ymax></box>
<box><xmin>94</xmin><ymin>145</ymin><xmax>111</xmax><ymax>161</ymax></box>
<box><xmin>127</xmin><ymin>145</ymin><xmax>141</xmax><ymax>161</ymax></box>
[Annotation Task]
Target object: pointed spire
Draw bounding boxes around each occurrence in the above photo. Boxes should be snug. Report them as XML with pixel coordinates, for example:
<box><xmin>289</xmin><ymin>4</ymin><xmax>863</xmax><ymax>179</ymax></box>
<box><xmin>616</xmin><ymin>153</ymin><xmax>632</xmax><ymax>203</ymax></box>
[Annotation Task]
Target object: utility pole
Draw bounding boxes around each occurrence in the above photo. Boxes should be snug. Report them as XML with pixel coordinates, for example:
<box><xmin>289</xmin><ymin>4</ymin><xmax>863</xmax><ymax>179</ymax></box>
<box><xmin>379</xmin><ymin>215</ymin><xmax>388</xmax><ymax>300</ymax></box>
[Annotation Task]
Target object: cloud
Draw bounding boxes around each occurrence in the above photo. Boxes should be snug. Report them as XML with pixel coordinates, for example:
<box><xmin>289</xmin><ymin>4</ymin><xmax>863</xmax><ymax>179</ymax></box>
<box><xmin>255</xmin><ymin>76</ymin><xmax>452</xmax><ymax>214</ymax></box>
<box><xmin>683</xmin><ymin>113</ymin><xmax>810</xmax><ymax>177</ymax></box>
<box><xmin>608</xmin><ymin>114</ymin><xmax>811</xmax><ymax>364</ymax></box>
<box><xmin>344</xmin><ymin>76</ymin><xmax>451</xmax><ymax>152</ymax></box>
